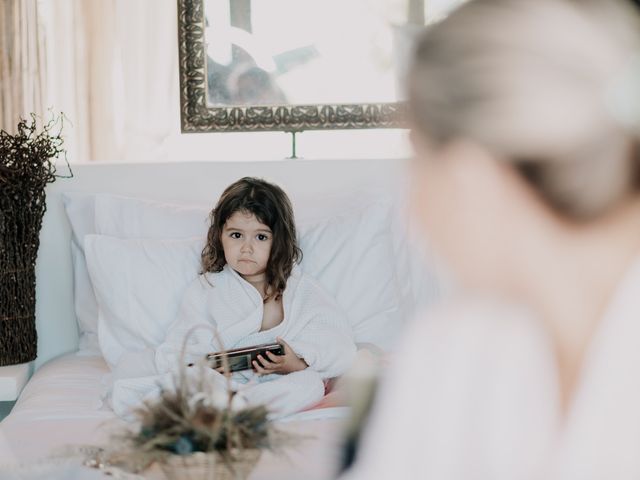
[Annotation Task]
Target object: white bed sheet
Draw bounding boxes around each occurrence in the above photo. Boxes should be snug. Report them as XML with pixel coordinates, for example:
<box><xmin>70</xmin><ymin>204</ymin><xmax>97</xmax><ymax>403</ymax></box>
<box><xmin>0</xmin><ymin>352</ymin><xmax>350</xmax><ymax>479</ymax></box>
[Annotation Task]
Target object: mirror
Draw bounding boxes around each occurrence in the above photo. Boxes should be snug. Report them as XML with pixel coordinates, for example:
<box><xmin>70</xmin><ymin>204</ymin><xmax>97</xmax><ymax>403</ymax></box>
<box><xmin>177</xmin><ymin>0</ymin><xmax>427</xmax><ymax>133</ymax></box>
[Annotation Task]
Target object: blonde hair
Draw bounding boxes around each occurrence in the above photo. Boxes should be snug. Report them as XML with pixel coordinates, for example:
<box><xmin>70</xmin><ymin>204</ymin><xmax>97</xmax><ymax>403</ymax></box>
<box><xmin>408</xmin><ymin>0</ymin><xmax>640</xmax><ymax>219</ymax></box>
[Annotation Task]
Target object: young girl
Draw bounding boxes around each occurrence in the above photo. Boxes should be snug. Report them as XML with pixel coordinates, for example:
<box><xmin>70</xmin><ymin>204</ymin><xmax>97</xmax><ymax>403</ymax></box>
<box><xmin>111</xmin><ymin>177</ymin><xmax>356</xmax><ymax>419</ymax></box>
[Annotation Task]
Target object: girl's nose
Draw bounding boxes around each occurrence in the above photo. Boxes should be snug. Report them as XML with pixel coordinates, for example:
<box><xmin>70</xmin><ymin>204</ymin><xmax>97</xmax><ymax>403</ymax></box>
<box><xmin>241</xmin><ymin>241</ymin><xmax>253</xmax><ymax>253</ymax></box>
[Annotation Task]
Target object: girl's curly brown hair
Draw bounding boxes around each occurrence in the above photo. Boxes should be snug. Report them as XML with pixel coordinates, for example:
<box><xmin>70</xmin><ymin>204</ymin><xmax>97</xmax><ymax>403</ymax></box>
<box><xmin>201</xmin><ymin>177</ymin><xmax>302</xmax><ymax>299</ymax></box>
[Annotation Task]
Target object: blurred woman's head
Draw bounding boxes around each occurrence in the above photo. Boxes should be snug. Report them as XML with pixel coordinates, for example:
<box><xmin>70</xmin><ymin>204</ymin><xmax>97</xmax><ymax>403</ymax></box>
<box><xmin>408</xmin><ymin>0</ymin><xmax>640</xmax><ymax>291</ymax></box>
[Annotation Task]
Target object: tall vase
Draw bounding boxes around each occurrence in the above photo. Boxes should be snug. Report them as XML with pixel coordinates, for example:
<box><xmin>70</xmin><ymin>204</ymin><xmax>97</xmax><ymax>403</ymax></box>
<box><xmin>0</xmin><ymin>172</ymin><xmax>47</xmax><ymax>366</ymax></box>
<box><xmin>0</xmin><ymin>116</ymin><xmax>67</xmax><ymax>366</ymax></box>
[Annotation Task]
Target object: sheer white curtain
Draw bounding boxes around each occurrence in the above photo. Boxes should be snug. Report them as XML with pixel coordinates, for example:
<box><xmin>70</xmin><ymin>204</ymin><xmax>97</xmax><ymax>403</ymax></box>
<box><xmin>39</xmin><ymin>0</ymin><xmax>178</xmax><ymax>162</ymax></box>
<box><xmin>0</xmin><ymin>0</ymin><xmax>46</xmax><ymax>133</ymax></box>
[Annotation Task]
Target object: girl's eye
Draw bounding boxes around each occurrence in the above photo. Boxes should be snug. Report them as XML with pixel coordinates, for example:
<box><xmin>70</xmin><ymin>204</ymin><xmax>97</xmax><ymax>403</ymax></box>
<box><xmin>230</xmin><ymin>232</ymin><xmax>242</xmax><ymax>239</ymax></box>
<box><xmin>257</xmin><ymin>234</ymin><xmax>269</xmax><ymax>241</ymax></box>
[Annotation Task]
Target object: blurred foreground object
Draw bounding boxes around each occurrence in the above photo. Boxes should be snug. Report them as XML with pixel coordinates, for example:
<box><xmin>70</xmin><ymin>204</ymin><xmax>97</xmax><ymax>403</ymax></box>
<box><xmin>343</xmin><ymin>0</ymin><xmax>640</xmax><ymax>479</ymax></box>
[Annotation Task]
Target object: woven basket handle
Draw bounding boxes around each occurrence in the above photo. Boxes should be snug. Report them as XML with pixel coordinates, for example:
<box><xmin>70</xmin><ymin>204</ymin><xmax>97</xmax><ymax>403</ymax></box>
<box><xmin>177</xmin><ymin>324</ymin><xmax>234</xmax><ymax>400</ymax></box>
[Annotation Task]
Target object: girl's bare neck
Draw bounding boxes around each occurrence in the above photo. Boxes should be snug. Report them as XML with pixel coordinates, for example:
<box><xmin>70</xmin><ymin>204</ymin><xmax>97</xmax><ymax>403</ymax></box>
<box><xmin>240</xmin><ymin>274</ymin><xmax>268</xmax><ymax>298</ymax></box>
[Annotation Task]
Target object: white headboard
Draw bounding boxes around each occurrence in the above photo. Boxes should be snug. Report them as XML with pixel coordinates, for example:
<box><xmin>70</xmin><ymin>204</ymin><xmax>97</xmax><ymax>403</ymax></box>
<box><xmin>35</xmin><ymin>158</ymin><xmax>411</xmax><ymax>369</ymax></box>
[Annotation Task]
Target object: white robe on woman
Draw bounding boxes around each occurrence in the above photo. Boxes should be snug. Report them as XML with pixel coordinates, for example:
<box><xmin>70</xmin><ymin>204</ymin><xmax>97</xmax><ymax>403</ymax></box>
<box><xmin>344</xmin><ymin>255</ymin><xmax>640</xmax><ymax>480</ymax></box>
<box><xmin>109</xmin><ymin>264</ymin><xmax>356</xmax><ymax>420</ymax></box>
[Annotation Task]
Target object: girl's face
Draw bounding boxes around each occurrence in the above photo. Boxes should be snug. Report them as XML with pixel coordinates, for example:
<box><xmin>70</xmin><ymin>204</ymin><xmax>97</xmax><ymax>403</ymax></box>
<box><xmin>221</xmin><ymin>210</ymin><xmax>273</xmax><ymax>281</ymax></box>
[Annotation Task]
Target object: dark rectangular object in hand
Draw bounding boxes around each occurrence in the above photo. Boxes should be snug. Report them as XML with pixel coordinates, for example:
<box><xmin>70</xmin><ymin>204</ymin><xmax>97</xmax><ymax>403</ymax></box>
<box><xmin>206</xmin><ymin>342</ymin><xmax>284</xmax><ymax>372</ymax></box>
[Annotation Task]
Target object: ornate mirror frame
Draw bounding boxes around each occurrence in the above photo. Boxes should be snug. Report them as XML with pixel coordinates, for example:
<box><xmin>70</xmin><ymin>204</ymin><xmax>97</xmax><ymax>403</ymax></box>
<box><xmin>177</xmin><ymin>0</ymin><xmax>408</xmax><ymax>133</ymax></box>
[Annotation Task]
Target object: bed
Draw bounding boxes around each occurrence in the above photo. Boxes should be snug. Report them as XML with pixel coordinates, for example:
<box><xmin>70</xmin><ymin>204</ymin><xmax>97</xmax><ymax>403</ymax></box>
<box><xmin>0</xmin><ymin>158</ymin><xmax>441</xmax><ymax>478</ymax></box>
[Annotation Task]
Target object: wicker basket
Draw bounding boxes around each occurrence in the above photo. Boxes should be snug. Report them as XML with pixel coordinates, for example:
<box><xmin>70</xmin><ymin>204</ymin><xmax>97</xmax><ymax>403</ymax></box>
<box><xmin>160</xmin><ymin>449</ymin><xmax>261</xmax><ymax>480</ymax></box>
<box><xmin>0</xmin><ymin>176</ymin><xmax>46</xmax><ymax>366</ymax></box>
<box><xmin>0</xmin><ymin>115</ymin><xmax>67</xmax><ymax>366</ymax></box>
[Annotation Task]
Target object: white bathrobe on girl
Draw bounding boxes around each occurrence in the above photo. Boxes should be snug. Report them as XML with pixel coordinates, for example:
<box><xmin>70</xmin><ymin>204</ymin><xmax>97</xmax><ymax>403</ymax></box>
<box><xmin>110</xmin><ymin>264</ymin><xmax>357</xmax><ymax>419</ymax></box>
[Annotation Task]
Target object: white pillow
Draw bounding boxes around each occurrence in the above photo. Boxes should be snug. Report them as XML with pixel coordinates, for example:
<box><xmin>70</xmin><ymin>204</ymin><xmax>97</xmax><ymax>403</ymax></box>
<box><xmin>97</xmin><ymin>195</ymin><xmax>402</xmax><ymax>347</ymax></box>
<box><xmin>94</xmin><ymin>194</ymin><xmax>209</xmax><ymax>238</ymax></box>
<box><xmin>61</xmin><ymin>192</ymin><xmax>100</xmax><ymax>351</ymax></box>
<box><xmin>84</xmin><ymin>210</ymin><xmax>400</xmax><ymax>370</ymax></box>
<box><xmin>64</xmin><ymin>192</ymin><xmax>407</xmax><ymax>353</ymax></box>
<box><xmin>62</xmin><ymin>193</ymin><xmax>210</xmax><ymax>352</ymax></box>
<box><xmin>84</xmin><ymin>234</ymin><xmax>203</xmax><ymax>368</ymax></box>
<box><xmin>298</xmin><ymin>201</ymin><xmax>401</xmax><ymax>346</ymax></box>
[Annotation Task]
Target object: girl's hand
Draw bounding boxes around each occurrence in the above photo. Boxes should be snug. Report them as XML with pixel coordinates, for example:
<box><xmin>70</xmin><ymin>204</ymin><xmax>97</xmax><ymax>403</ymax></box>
<box><xmin>253</xmin><ymin>337</ymin><xmax>308</xmax><ymax>375</ymax></box>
